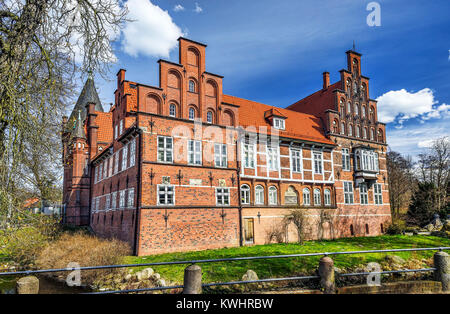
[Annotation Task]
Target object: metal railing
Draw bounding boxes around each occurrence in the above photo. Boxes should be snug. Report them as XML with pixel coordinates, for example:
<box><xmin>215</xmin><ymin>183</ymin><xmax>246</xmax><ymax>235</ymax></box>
<box><xmin>1</xmin><ymin>246</ymin><xmax>449</xmax><ymax>294</ymax></box>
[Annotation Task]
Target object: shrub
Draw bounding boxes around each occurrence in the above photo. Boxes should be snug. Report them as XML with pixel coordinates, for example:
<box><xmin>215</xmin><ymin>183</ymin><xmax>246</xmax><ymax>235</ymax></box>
<box><xmin>2</xmin><ymin>215</ymin><xmax>60</xmax><ymax>266</ymax></box>
<box><xmin>265</xmin><ymin>222</ymin><xmax>285</xmax><ymax>244</ymax></box>
<box><xmin>386</xmin><ymin>220</ymin><xmax>406</xmax><ymax>235</ymax></box>
<box><xmin>36</xmin><ymin>232</ymin><xmax>131</xmax><ymax>285</ymax></box>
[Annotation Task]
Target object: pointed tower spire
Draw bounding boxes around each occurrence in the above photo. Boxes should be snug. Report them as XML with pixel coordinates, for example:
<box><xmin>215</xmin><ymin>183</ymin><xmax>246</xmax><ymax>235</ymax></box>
<box><xmin>72</xmin><ymin>110</ymin><xmax>86</xmax><ymax>139</ymax></box>
<box><xmin>66</xmin><ymin>74</ymin><xmax>104</xmax><ymax>132</ymax></box>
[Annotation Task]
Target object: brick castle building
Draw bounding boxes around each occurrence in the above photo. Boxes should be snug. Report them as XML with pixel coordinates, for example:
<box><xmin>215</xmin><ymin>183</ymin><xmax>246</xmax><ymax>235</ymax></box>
<box><xmin>62</xmin><ymin>37</ymin><xmax>391</xmax><ymax>255</ymax></box>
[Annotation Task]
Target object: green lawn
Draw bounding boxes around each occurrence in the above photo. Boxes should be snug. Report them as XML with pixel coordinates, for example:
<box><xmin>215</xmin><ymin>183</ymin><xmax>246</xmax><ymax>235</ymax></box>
<box><xmin>124</xmin><ymin>235</ymin><xmax>450</xmax><ymax>284</ymax></box>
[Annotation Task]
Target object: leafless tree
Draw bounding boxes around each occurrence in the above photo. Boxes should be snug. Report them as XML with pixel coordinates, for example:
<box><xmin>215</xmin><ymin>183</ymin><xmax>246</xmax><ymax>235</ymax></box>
<box><xmin>416</xmin><ymin>137</ymin><xmax>450</xmax><ymax>214</ymax></box>
<box><xmin>0</xmin><ymin>0</ymin><xmax>128</xmax><ymax>227</ymax></box>
<box><xmin>284</xmin><ymin>208</ymin><xmax>309</xmax><ymax>244</ymax></box>
<box><xmin>387</xmin><ymin>149</ymin><xmax>416</xmax><ymax>219</ymax></box>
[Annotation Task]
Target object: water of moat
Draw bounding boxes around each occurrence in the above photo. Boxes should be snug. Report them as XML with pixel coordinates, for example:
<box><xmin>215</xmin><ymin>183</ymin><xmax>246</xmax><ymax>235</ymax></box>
<box><xmin>0</xmin><ymin>275</ymin><xmax>89</xmax><ymax>294</ymax></box>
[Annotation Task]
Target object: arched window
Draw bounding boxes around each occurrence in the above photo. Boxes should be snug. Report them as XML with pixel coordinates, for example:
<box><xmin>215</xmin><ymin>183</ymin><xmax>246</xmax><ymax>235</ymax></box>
<box><xmin>355</xmin><ymin>125</ymin><xmax>360</xmax><ymax>138</ymax></box>
<box><xmin>346</xmin><ymin>79</ymin><xmax>351</xmax><ymax>93</ymax></box>
<box><xmin>255</xmin><ymin>185</ymin><xmax>264</xmax><ymax>205</ymax></box>
<box><xmin>340</xmin><ymin>99</ymin><xmax>345</xmax><ymax>116</ymax></box>
<box><xmin>207</xmin><ymin>111</ymin><xmax>213</xmax><ymax>124</ymax></box>
<box><xmin>189</xmin><ymin>107</ymin><xmax>195</xmax><ymax>120</ymax></box>
<box><xmin>363</xmin><ymin>127</ymin><xmax>368</xmax><ymax>139</ymax></box>
<box><xmin>324</xmin><ymin>189</ymin><xmax>331</xmax><ymax>206</ymax></box>
<box><xmin>302</xmin><ymin>188</ymin><xmax>310</xmax><ymax>206</ymax></box>
<box><xmin>347</xmin><ymin>102</ymin><xmax>352</xmax><ymax>114</ymax></box>
<box><xmin>370</xmin><ymin>106</ymin><xmax>375</xmax><ymax>122</ymax></box>
<box><xmin>362</xmin><ymin>106</ymin><xmax>366</xmax><ymax>118</ymax></box>
<box><xmin>241</xmin><ymin>184</ymin><xmax>250</xmax><ymax>204</ymax></box>
<box><xmin>370</xmin><ymin>128</ymin><xmax>375</xmax><ymax>141</ymax></box>
<box><xmin>341</xmin><ymin>122</ymin><xmax>346</xmax><ymax>135</ymax></box>
<box><xmin>169</xmin><ymin>104</ymin><xmax>176</xmax><ymax>117</ymax></box>
<box><xmin>269</xmin><ymin>186</ymin><xmax>277</xmax><ymax>205</ymax></box>
<box><xmin>354</xmin><ymin>104</ymin><xmax>359</xmax><ymax>116</ymax></box>
<box><xmin>188</xmin><ymin>80</ymin><xmax>196</xmax><ymax>93</ymax></box>
<box><xmin>333</xmin><ymin>120</ymin><xmax>338</xmax><ymax>133</ymax></box>
<box><xmin>378</xmin><ymin>129</ymin><xmax>383</xmax><ymax>142</ymax></box>
<box><xmin>348</xmin><ymin>124</ymin><xmax>353</xmax><ymax>136</ymax></box>
<box><xmin>314</xmin><ymin>188</ymin><xmax>321</xmax><ymax>206</ymax></box>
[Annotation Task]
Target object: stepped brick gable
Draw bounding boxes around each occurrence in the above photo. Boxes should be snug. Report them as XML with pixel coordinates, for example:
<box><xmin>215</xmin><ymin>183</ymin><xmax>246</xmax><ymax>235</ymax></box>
<box><xmin>62</xmin><ymin>38</ymin><xmax>391</xmax><ymax>255</ymax></box>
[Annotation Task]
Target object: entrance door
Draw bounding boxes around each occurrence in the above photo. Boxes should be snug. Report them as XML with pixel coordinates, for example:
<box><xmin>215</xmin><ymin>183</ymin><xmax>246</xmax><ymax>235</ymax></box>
<box><xmin>244</xmin><ymin>218</ymin><xmax>254</xmax><ymax>244</ymax></box>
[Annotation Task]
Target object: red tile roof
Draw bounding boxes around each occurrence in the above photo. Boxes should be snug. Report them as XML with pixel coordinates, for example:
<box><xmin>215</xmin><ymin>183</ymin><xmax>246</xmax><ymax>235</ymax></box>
<box><xmin>223</xmin><ymin>95</ymin><xmax>335</xmax><ymax>145</ymax></box>
<box><xmin>287</xmin><ymin>81</ymin><xmax>341</xmax><ymax>118</ymax></box>
<box><xmin>95</xmin><ymin>112</ymin><xmax>113</xmax><ymax>143</ymax></box>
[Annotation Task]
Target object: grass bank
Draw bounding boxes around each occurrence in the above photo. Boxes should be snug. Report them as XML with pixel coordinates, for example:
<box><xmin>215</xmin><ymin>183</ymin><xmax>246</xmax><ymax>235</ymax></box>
<box><xmin>125</xmin><ymin>235</ymin><xmax>450</xmax><ymax>284</ymax></box>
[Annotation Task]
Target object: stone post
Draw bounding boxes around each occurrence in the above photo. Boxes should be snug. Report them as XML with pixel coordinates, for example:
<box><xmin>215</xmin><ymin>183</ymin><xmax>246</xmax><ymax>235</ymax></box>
<box><xmin>16</xmin><ymin>276</ymin><xmax>39</xmax><ymax>294</ymax></box>
<box><xmin>319</xmin><ymin>256</ymin><xmax>335</xmax><ymax>294</ymax></box>
<box><xmin>183</xmin><ymin>264</ymin><xmax>202</xmax><ymax>294</ymax></box>
<box><xmin>434</xmin><ymin>251</ymin><xmax>450</xmax><ymax>292</ymax></box>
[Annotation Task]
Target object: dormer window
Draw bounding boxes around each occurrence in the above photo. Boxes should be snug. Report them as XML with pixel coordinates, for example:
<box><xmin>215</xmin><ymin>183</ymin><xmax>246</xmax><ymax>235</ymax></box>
<box><xmin>273</xmin><ymin>118</ymin><xmax>285</xmax><ymax>130</ymax></box>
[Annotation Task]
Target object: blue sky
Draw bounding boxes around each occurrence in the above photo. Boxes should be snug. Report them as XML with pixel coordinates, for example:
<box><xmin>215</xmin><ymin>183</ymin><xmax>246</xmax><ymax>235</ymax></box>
<box><xmin>90</xmin><ymin>0</ymin><xmax>450</xmax><ymax>158</ymax></box>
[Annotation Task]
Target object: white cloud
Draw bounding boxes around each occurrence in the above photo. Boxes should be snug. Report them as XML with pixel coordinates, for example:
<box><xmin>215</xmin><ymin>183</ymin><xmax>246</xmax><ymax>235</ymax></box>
<box><xmin>376</xmin><ymin>88</ymin><xmax>437</xmax><ymax>124</ymax></box>
<box><xmin>122</xmin><ymin>0</ymin><xmax>183</xmax><ymax>58</ymax></box>
<box><xmin>173</xmin><ymin>4</ymin><xmax>184</xmax><ymax>12</ymax></box>
<box><xmin>194</xmin><ymin>2</ymin><xmax>203</xmax><ymax>13</ymax></box>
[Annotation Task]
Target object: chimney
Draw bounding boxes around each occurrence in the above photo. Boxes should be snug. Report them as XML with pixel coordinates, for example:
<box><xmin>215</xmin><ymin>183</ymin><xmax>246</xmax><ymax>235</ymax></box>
<box><xmin>323</xmin><ymin>72</ymin><xmax>330</xmax><ymax>90</ymax></box>
<box><xmin>85</xmin><ymin>102</ymin><xmax>99</xmax><ymax>158</ymax></box>
<box><xmin>117</xmin><ymin>69</ymin><xmax>126</xmax><ymax>88</ymax></box>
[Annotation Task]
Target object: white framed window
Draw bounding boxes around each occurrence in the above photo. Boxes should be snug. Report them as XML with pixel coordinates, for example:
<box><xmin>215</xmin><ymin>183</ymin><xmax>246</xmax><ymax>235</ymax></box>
<box><xmin>344</xmin><ymin>182</ymin><xmax>354</xmax><ymax>204</ymax></box>
<box><xmin>169</xmin><ymin>104</ymin><xmax>176</xmax><ymax>117</ymax></box>
<box><xmin>95</xmin><ymin>197</ymin><xmax>100</xmax><ymax>211</ymax></box>
<box><xmin>355</xmin><ymin>126</ymin><xmax>360</xmax><ymax>138</ymax></box>
<box><xmin>255</xmin><ymin>185</ymin><xmax>264</xmax><ymax>205</ymax></box>
<box><xmin>216</xmin><ymin>188</ymin><xmax>230</xmax><ymax>206</ymax></box>
<box><xmin>324</xmin><ymin>189</ymin><xmax>331</xmax><ymax>206</ymax></box>
<box><xmin>114</xmin><ymin>124</ymin><xmax>118</xmax><ymax>139</ymax></box>
<box><xmin>189</xmin><ymin>80</ymin><xmax>195</xmax><ymax>93</ymax></box>
<box><xmin>269</xmin><ymin>186</ymin><xmax>277</xmax><ymax>205</ymax></box>
<box><xmin>158</xmin><ymin>185</ymin><xmax>174</xmax><ymax>205</ymax></box>
<box><xmin>127</xmin><ymin>188</ymin><xmax>135</xmax><ymax>207</ymax></box>
<box><xmin>313</xmin><ymin>152</ymin><xmax>323</xmax><ymax>174</ymax></box>
<box><xmin>129</xmin><ymin>139</ymin><xmax>136</xmax><ymax>167</ymax></box>
<box><xmin>374</xmin><ymin>183</ymin><xmax>383</xmax><ymax>205</ymax></box>
<box><xmin>360</xmin><ymin>183</ymin><xmax>369</xmax><ymax>205</ymax></box>
<box><xmin>243</xmin><ymin>143</ymin><xmax>255</xmax><ymax>168</ymax></box>
<box><xmin>94</xmin><ymin>166</ymin><xmax>98</xmax><ymax>183</ymax></box>
<box><xmin>108</xmin><ymin>156</ymin><xmax>113</xmax><ymax>177</ymax></box>
<box><xmin>314</xmin><ymin>188</ymin><xmax>321</xmax><ymax>206</ymax></box>
<box><xmin>291</xmin><ymin>149</ymin><xmax>302</xmax><ymax>173</ymax></box>
<box><xmin>114</xmin><ymin>152</ymin><xmax>118</xmax><ymax>174</ymax></box>
<box><xmin>302</xmin><ymin>188</ymin><xmax>311</xmax><ymax>206</ymax></box>
<box><xmin>241</xmin><ymin>184</ymin><xmax>250</xmax><ymax>204</ymax></box>
<box><xmin>355</xmin><ymin>149</ymin><xmax>379</xmax><ymax>172</ymax></box>
<box><xmin>188</xmin><ymin>107</ymin><xmax>195</xmax><ymax>120</ymax></box>
<box><xmin>119</xmin><ymin>190</ymin><xmax>126</xmax><ymax>209</ymax></box>
<box><xmin>111</xmin><ymin>192</ymin><xmax>117</xmax><ymax>210</ymax></box>
<box><xmin>342</xmin><ymin>148</ymin><xmax>351</xmax><ymax>171</ymax></box>
<box><xmin>273</xmin><ymin>118</ymin><xmax>285</xmax><ymax>130</ymax></box>
<box><xmin>98</xmin><ymin>163</ymin><xmax>103</xmax><ymax>181</ymax></box>
<box><xmin>105</xmin><ymin>194</ymin><xmax>111</xmax><ymax>210</ymax></box>
<box><xmin>214</xmin><ymin>143</ymin><xmax>227</xmax><ymax>167</ymax></box>
<box><xmin>122</xmin><ymin>145</ymin><xmax>128</xmax><ymax>170</ymax></box>
<box><xmin>267</xmin><ymin>145</ymin><xmax>279</xmax><ymax>171</ymax></box>
<box><xmin>188</xmin><ymin>140</ymin><xmax>202</xmax><ymax>165</ymax></box>
<box><xmin>103</xmin><ymin>160</ymin><xmax>108</xmax><ymax>178</ymax></box>
<box><xmin>157</xmin><ymin>136</ymin><xmax>173</xmax><ymax>163</ymax></box>
<box><xmin>341</xmin><ymin>122</ymin><xmax>346</xmax><ymax>135</ymax></box>
<box><xmin>348</xmin><ymin>124</ymin><xmax>353</xmax><ymax>136</ymax></box>
<box><xmin>119</xmin><ymin>119</ymin><xmax>124</xmax><ymax>135</ymax></box>
<box><xmin>207</xmin><ymin>111</ymin><xmax>213</xmax><ymax>124</ymax></box>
